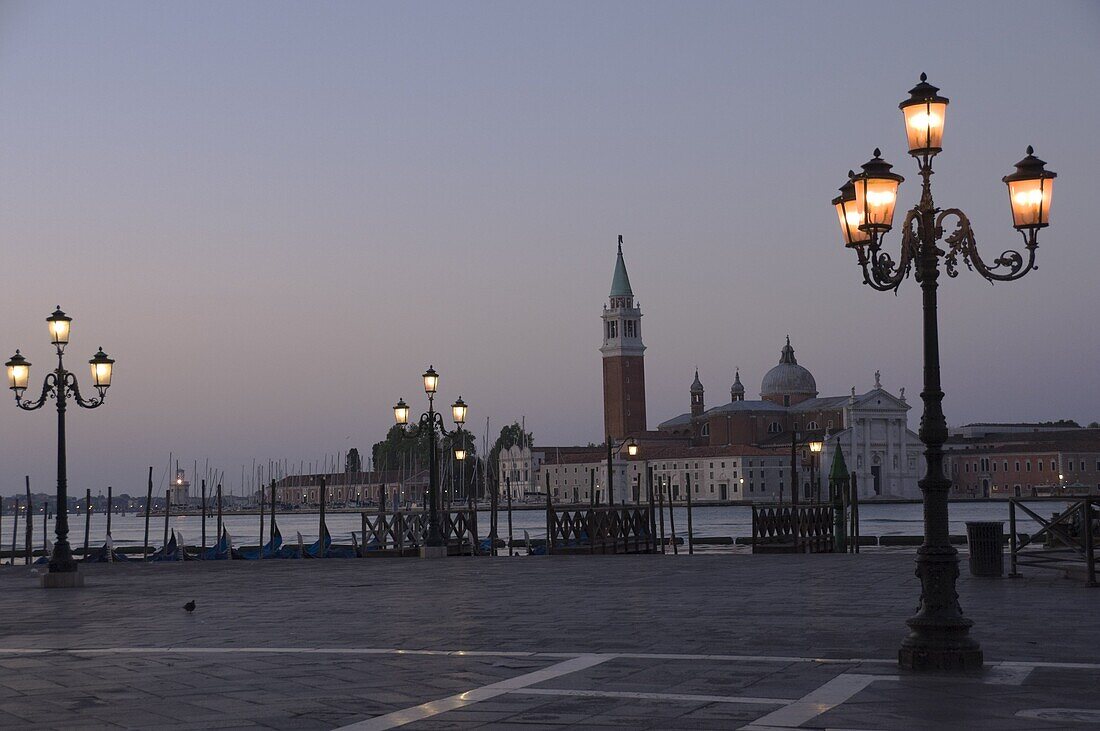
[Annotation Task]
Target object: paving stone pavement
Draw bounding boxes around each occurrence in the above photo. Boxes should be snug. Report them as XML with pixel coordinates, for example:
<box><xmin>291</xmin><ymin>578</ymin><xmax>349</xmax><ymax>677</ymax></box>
<box><xmin>0</xmin><ymin>552</ymin><xmax>1096</xmax><ymax>729</ymax></box>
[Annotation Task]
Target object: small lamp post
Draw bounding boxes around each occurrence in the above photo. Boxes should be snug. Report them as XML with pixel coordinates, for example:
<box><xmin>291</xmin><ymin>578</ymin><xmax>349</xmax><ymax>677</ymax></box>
<box><xmin>809</xmin><ymin>440</ymin><xmax>823</xmax><ymax>502</ymax></box>
<box><xmin>605</xmin><ymin>437</ymin><xmax>638</xmax><ymax>506</ymax></box>
<box><xmin>391</xmin><ymin>366</ymin><xmax>468</xmax><ymax>557</ymax></box>
<box><xmin>6</xmin><ymin>308</ymin><xmax>114</xmax><ymax>587</ymax></box>
<box><xmin>834</xmin><ymin>74</ymin><xmax>1057</xmax><ymax>672</ymax></box>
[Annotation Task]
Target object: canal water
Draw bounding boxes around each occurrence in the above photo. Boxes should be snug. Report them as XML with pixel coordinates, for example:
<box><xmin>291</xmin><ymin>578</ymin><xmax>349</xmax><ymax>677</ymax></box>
<box><xmin>0</xmin><ymin>501</ymin><xmax>1068</xmax><ymax>551</ymax></box>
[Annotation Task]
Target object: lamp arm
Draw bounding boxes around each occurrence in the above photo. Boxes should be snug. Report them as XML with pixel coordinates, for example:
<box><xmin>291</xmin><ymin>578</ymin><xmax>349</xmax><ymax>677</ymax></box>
<box><xmin>14</xmin><ymin>373</ymin><xmax>56</xmax><ymax>411</ymax></box>
<box><xmin>937</xmin><ymin>208</ymin><xmax>1037</xmax><ymax>283</ymax></box>
<box><xmin>66</xmin><ymin>373</ymin><xmax>105</xmax><ymax>409</ymax></box>
<box><xmin>858</xmin><ymin>209</ymin><xmax>917</xmax><ymax>293</ymax></box>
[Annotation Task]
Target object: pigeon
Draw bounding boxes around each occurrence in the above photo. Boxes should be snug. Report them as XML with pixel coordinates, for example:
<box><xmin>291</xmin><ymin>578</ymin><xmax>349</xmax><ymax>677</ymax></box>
<box><xmin>183</xmin><ymin>600</ymin><xmax>196</xmax><ymax>613</ymax></box>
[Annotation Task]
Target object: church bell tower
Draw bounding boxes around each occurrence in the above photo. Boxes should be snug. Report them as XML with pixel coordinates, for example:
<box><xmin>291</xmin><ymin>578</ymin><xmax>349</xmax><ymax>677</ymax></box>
<box><xmin>601</xmin><ymin>236</ymin><xmax>647</xmax><ymax>440</ymax></box>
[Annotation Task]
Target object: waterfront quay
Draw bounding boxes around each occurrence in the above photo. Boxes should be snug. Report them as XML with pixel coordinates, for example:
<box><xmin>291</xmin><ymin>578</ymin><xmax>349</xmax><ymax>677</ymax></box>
<box><xmin>1</xmin><ymin>553</ymin><xmax>1097</xmax><ymax>729</ymax></box>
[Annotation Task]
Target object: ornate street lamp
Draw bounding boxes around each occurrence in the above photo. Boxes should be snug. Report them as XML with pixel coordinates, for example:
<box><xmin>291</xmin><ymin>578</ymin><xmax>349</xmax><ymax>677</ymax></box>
<box><xmin>391</xmin><ymin>367</ymin><xmax>468</xmax><ymax>557</ymax></box>
<box><xmin>605</xmin><ymin>436</ymin><xmax>638</xmax><ymax>506</ymax></box>
<box><xmin>834</xmin><ymin>74</ymin><xmax>1057</xmax><ymax>671</ymax></box>
<box><xmin>6</xmin><ymin>307</ymin><xmax>114</xmax><ymax>587</ymax></box>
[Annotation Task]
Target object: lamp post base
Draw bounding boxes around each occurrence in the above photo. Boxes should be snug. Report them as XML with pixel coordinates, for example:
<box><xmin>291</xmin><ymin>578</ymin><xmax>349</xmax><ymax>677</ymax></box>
<box><xmin>419</xmin><ymin>545</ymin><xmax>447</xmax><ymax>559</ymax></box>
<box><xmin>40</xmin><ymin>570</ymin><xmax>85</xmax><ymax>589</ymax></box>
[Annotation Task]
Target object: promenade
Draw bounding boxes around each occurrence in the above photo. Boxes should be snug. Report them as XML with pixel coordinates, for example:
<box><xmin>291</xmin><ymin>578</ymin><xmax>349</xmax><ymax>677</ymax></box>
<box><xmin>0</xmin><ymin>554</ymin><xmax>1096</xmax><ymax>729</ymax></box>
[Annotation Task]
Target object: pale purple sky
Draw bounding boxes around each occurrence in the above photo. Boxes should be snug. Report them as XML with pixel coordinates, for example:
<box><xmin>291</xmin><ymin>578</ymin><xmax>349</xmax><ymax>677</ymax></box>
<box><xmin>1</xmin><ymin>1</ymin><xmax>1098</xmax><ymax>496</ymax></box>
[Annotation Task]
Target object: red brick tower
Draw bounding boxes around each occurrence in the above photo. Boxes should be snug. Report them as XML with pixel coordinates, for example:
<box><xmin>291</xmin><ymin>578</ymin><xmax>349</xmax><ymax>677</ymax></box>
<box><xmin>601</xmin><ymin>236</ymin><xmax>647</xmax><ymax>440</ymax></box>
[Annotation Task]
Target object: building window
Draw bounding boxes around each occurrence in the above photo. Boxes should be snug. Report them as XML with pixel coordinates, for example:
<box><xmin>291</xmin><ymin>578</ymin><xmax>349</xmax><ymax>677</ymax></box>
<box><xmin>807</xmin><ymin>421</ymin><xmax>818</xmax><ymax>431</ymax></box>
<box><xmin>701</xmin><ymin>423</ymin><xmax>710</xmax><ymax>437</ymax></box>
<box><xmin>1026</xmin><ymin>461</ymin><xmax>1031</xmax><ymax>472</ymax></box>
<box><xmin>784</xmin><ymin>396</ymin><xmax>791</xmax><ymax>407</ymax></box>
<box><xmin>1015</xmin><ymin>461</ymin><xmax>1020</xmax><ymax>472</ymax></box>
<box><xmin>625</xmin><ymin>321</ymin><xmax>635</xmax><ymax>338</ymax></box>
<box><xmin>768</xmin><ymin>422</ymin><xmax>782</xmax><ymax>434</ymax></box>
<box><xmin>1051</xmin><ymin>460</ymin><xmax>1056</xmax><ymax>472</ymax></box>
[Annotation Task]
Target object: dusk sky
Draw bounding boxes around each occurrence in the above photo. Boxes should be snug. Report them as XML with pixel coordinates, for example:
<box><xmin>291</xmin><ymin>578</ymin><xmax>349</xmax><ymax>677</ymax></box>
<box><xmin>1</xmin><ymin>1</ymin><xmax>1098</xmax><ymax>496</ymax></box>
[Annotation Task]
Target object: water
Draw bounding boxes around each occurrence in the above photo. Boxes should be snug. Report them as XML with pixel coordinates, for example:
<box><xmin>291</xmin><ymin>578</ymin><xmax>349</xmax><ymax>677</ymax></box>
<box><xmin>0</xmin><ymin>501</ymin><xmax>1069</xmax><ymax>551</ymax></box>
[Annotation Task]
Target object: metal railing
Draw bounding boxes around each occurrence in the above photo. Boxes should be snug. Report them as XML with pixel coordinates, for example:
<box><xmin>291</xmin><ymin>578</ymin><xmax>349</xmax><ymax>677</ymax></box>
<box><xmin>1009</xmin><ymin>497</ymin><xmax>1096</xmax><ymax>586</ymax></box>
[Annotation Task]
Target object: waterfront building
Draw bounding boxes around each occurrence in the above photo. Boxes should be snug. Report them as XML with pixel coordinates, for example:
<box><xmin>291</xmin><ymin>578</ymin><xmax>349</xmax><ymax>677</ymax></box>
<box><xmin>944</xmin><ymin>427</ymin><xmax>1100</xmax><ymax>498</ymax></box>
<box><xmin>272</xmin><ymin>470</ymin><xmax>428</xmax><ymax>509</ymax></box>
<box><xmin>497</xmin><ymin>242</ymin><xmax>923</xmax><ymax>504</ymax></box>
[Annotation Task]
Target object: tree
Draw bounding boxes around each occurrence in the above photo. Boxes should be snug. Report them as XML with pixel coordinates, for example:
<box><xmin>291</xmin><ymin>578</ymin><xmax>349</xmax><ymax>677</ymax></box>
<box><xmin>1089</xmin><ymin>422</ymin><xmax>1099</xmax><ymax>429</ymax></box>
<box><xmin>489</xmin><ymin>422</ymin><xmax>534</xmax><ymax>477</ymax></box>
<box><xmin>345</xmin><ymin>448</ymin><xmax>362</xmax><ymax>473</ymax></box>
<box><xmin>371</xmin><ymin>424</ymin><xmax>479</xmax><ymax>478</ymax></box>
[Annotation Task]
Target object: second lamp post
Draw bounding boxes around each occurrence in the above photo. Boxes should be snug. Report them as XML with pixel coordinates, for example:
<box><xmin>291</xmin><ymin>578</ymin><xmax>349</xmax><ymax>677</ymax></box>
<box><xmin>392</xmin><ymin>366</ymin><xmax>468</xmax><ymax>558</ymax></box>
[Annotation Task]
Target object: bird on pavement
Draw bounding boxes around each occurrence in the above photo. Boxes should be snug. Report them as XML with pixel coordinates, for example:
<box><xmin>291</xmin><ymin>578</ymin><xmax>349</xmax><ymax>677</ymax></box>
<box><xmin>183</xmin><ymin>600</ymin><xmax>196</xmax><ymax>613</ymax></box>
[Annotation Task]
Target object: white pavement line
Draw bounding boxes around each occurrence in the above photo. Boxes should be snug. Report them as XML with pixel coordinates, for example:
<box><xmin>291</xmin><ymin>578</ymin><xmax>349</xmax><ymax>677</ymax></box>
<box><xmin>614</xmin><ymin>652</ymin><xmax>896</xmax><ymax>665</ymax></box>
<box><xmin>333</xmin><ymin>653</ymin><xmax>615</xmax><ymax>731</ymax></box>
<box><xmin>514</xmin><ymin>687</ymin><xmax>796</xmax><ymax>705</ymax></box>
<box><xmin>740</xmin><ymin>673</ymin><xmax>896</xmax><ymax>730</ymax></box>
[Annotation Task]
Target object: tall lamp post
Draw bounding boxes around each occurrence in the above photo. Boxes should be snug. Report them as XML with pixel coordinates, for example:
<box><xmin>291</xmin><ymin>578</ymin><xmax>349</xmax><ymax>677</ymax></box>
<box><xmin>833</xmin><ymin>75</ymin><xmax>1057</xmax><ymax>671</ymax></box>
<box><xmin>6</xmin><ymin>307</ymin><xmax>114</xmax><ymax>587</ymax></box>
<box><xmin>605</xmin><ymin>436</ymin><xmax>638</xmax><ymax>506</ymax></box>
<box><xmin>392</xmin><ymin>366</ymin><xmax>468</xmax><ymax>558</ymax></box>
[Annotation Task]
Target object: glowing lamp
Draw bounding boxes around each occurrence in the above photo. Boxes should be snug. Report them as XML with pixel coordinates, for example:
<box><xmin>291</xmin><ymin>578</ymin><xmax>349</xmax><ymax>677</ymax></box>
<box><xmin>454</xmin><ymin>448</ymin><xmax>467</xmax><ymax>461</ymax></box>
<box><xmin>832</xmin><ymin>174</ymin><xmax>870</xmax><ymax>247</ymax></box>
<box><xmin>47</xmin><ymin>307</ymin><xmax>72</xmax><ymax>350</ymax></box>
<box><xmin>899</xmin><ymin>73</ymin><xmax>949</xmax><ymax>156</ymax></box>
<box><xmin>451</xmin><ymin>396</ymin><xmax>467</xmax><ymax>425</ymax></box>
<box><xmin>626</xmin><ymin>438</ymin><xmax>638</xmax><ymax>457</ymax></box>
<box><xmin>809</xmin><ymin>440</ymin><xmax>823</xmax><ymax>454</ymax></box>
<box><xmin>422</xmin><ymin>365</ymin><xmax>439</xmax><ymax>395</ymax></box>
<box><xmin>1003</xmin><ymin>146</ymin><xmax>1056</xmax><ymax>230</ymax></box>
<box><xmin>393</xmin><ymin>397</ymin><xmax>410</xmax><ymax>426</ymax></box>
<box><xmin>853</xmin><ymin>149</ymin><xmax>904</xmax><ymax>233</ymax></box>
<box><xmin>89</xmin><ymin>348</ymin><xmax>114</xmax><ymax>394</ymax></box>
<box><xmin>5</xmin><ymin>351</ymin><xmax>30</xmax><ymax>396</ymax></box>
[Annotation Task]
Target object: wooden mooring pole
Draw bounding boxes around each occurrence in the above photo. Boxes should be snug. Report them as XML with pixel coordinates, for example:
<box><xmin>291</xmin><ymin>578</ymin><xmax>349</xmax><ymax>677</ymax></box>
<box><xmin>164</xmin><ymin>488</ymin><xmax>172</xmax><ymax>551</ymax></box>
<box><xmin>200</xmin><ymin>480</ymin><xmax>207</xmax><ymax>559</ymax></box>
<box><xmin>318</xmin><ymin>476</ymin><xmax>327</xmax><ymax>559</ymax></box>
<box><xmin>106</xmin><ymin>485</ymin><xmax>113</xmax><ymax>537</ymax></box>
<box><xmin>143</xmin><ymin>467</ymin><xmax>152</xmax><ymax>561</ymax></box>
<box><xmin>83</xmin><ymin>488</ymin><xmax>91</xmax><ymax>559</ymax></box>
<box><xmin>216</xmin><ymin>483</ymin><xmax>224</xmax><ymax>540</ymax></box>
<box><xmin>25</xmin><ymin>478</ymin><xmax>33</xmax><ymax>565</ymax></box>
<box><xmin>685</xmin><ymin>473</ymin><xmax>694</xmax><ymax>555</ymax></box>
<box><xmin>668</xmin><ymin>480</ymin><xmax>678</xmax><ymax>555</ymax></box>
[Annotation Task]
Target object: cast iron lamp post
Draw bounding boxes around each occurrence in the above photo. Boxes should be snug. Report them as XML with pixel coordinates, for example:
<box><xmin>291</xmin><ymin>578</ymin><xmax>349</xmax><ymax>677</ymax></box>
<box><xmin>6</xmin><ymin>307</ymin><xmax>114</xmax><ymax>585</ymax></box>
<box><xmin>392</xmin><ymin>367</ymin><xmax>468</xmax><ymax>557</ymax></box>
<box><xmin>605</xmin><ymin>436</ymin><xmax>638</xmax><ymax>505</ymax></box>
<box><xmin>833</xmin><ymin>74</ymin><xmax>1057</xmax><ymax>671</ymax></box>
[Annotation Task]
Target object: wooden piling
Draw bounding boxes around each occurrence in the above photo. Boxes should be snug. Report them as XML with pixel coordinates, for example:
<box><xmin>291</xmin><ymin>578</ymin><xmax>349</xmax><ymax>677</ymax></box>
<box><xmin>269</xmin><ymin>479</ymin><xmax>276</xmax><ymax>551</ymax></box>
<box><xmin>668</xmin><ymin>480</ymin><xmax>678</xmax><ymax>555</ymax></box>
<box><xmin>143</xmin><ymin>467</ymin><xmax>152</xmax><ymax>561</ymax></box>
<box><xmin>216</xmin><ymin>483</ymin><xmax>223</xmax><ymax>541</ymax></box>
<box><xmin>106</xmin><ymin>486</ymin><xmax>113</xmax><ymax>537</ymax></box>
<box><xmin>850</xmin><ymin>473</ymin><xmax>860</xmax><ymax>553</ymax></box>
<box><xmin>200</xmin><ymin>480</ymin><xmax>207</xmax><ymax>559</ymax></box>
<box><xmin>647</xmin><ymin>465</ymin><xmax>656</xmax><ymax>553</ymax></box>
<box><xmin>258</xmin><ymin>478</ymin><xmax>265</xmax><ymax>560</ymax></box>
<box><xmin>506</xmin><ymin>477</ymin><xmax>514</xmax><ymax>555</ymax></box>
<box><xmin>318</xmin><ymin>476</ymin><xmax>327</xmax><ymax>559</ymax></box>
<box><xmin>685</xmin><ymin>473</ymin><xmax>694</xmax><ymax>555</ymax></box>
<box><xmin>25</xmin><ymin>478</ymin><xmax>33</xmax><ymax>565</ymax></box>
<box><xmin>658</xmin><ymin>482</ymin><xmax>666</xmax><ymax>555</ymax></box>
<box><xmin>164</xmin><ymin>488</ymin><xmax>171</xmax><ymax>552</ymax></box>
<box><xmin>42</xmin><ymin>499</ymin><xmax>47</xmax><ymax>556</ymax></box>
<box><xmin>83</xmin><ymin>488</ymin><xmax>91</xmax><ymax>559</ymax></box>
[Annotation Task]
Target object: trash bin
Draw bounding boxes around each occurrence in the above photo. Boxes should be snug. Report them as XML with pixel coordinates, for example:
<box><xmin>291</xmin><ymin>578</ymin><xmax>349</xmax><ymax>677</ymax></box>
<box><xmin>965</xmin><ymin>521</ymin><xmax>1004</xmax><ymax>577</ymax></box>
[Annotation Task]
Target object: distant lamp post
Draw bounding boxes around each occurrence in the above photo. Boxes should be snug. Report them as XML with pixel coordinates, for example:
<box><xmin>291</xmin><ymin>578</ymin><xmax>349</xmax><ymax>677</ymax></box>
<box><xmin>605</xmin><ymin>437</ymin><xmax>638</xmax><ymax>505</ymax></box>
<box><xmin>391</xmin><ymin>366</ymin><xmax>467</xmax><ymax>557</ymax></box>
<box><xmin>835</xmin><ymin>74</ymin><xmax>1057</xmax><ymax>672</ymax></box>
<box><xmin>809</xmin><ymin>440</ymin><xmax>824</xmax><ymax>502</ymax></box>
<box><xmin>6</xmin><ymin>307</ymin><xmax>114</xmax><ymax>586</ymax></box>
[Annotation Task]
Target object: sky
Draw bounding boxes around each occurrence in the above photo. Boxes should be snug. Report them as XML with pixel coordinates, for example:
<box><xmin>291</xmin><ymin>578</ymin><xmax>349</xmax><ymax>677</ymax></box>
<box><xmin>0</xmin><ymin>0</ymin><xmax>1098</xmax><ymax>497</ymax></box>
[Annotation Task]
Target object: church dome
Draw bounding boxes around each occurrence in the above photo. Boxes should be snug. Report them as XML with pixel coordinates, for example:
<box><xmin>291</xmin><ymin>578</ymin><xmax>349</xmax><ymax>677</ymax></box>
<box><xmin>761</xmin><ymin>337</ymin><xmax>817</xmax><ymax>402</ymax></box>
